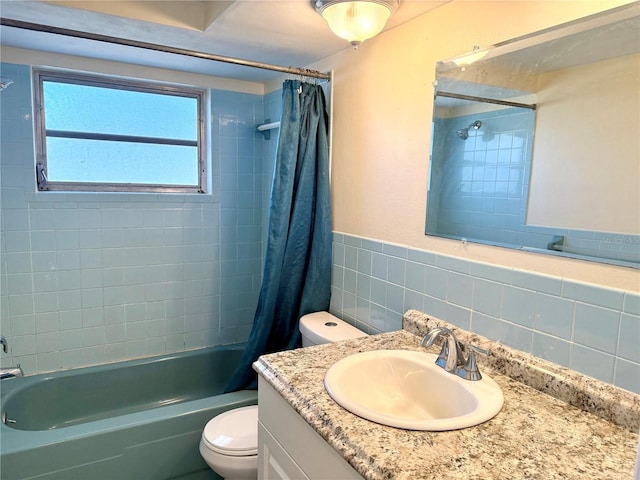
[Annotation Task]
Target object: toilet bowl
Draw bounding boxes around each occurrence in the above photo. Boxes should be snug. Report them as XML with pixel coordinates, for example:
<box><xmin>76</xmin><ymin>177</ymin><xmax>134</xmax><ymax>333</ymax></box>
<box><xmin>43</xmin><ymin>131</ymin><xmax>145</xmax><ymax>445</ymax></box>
<box><xmin>199</xmin><ymin>405</ymin><xmax>258</xmax><ymax>480</ymax></box>
<box><xmin>199</xmin><ymin>312</ymin><xmax>367</xmax><ymax>479</ymax></box>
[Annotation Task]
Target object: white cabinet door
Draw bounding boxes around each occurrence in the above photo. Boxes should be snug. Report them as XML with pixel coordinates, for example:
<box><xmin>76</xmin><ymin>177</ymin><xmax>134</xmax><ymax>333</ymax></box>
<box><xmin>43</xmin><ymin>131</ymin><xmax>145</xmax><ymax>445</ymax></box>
<box><xmin>259</xmin><ymin>421</ymin><xmax>309</xmax><ymax>480</ymax></box>
<box><xmin>257</xmin><ymin>377</ymin><xmax>364</xmax><ymax>480</ymax></box>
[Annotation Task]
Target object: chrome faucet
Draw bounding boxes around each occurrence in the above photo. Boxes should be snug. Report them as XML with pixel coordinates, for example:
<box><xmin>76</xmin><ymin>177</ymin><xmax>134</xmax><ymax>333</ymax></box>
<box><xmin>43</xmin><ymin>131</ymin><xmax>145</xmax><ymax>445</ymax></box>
<box><xmin>420</xmin><ymin>327</ymin><xmax>489</xmax><ymax>380</ymax></box>
<box><xmin>420</xmin><ymin>327</ymin><xmax>466</xmax><ymax>373</ymax></box>
<box><xmin>0</xmin><ymin>335</ymin><xmax>24</xmax><ymax>379</ymax></box>
<box><xmin>0</xmin><ymin>365</ymin><xmax>23</xmax><ymax>380</ymax></box>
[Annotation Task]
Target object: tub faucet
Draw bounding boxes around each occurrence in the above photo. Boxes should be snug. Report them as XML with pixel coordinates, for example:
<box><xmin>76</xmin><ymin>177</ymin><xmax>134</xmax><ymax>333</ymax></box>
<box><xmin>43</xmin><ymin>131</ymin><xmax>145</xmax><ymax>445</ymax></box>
<box><xmin>0</xmin><ymin>335</ymin><xmax>7</xmax><ymax>353</ymax></box>
<box><xmin>0</xmin><ymin>365</ymin><xmax>23</xmax><ymax>380</ymax></box>
<box><xmin>420</xmin><ymin>327</ymin><xmax>466</xmax><ymax>373</ymax></box>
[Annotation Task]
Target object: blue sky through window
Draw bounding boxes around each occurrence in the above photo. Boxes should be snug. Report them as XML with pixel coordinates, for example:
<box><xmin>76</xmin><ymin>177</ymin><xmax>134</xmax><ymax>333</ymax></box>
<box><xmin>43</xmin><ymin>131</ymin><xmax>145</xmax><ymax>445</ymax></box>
<box><xmin>42</xmin><ymin>81</ymin><xmax>200</xmax><ymax>186</ymax></box>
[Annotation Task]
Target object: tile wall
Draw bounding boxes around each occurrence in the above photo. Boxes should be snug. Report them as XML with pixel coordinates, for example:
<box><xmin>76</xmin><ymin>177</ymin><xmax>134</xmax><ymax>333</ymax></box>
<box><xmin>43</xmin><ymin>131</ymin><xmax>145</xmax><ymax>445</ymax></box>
<box><xmin>0</xmin><ymin>62</ymin><xmax>274</xmax><ymax>374</ymax></box>
<box><xmin>428</xmin><ymin>108</ymin><xmax>535</xmax><ymax>246</ymax></box>
<box><xmin>330</xmin><ymin>232</ymin><xmax>640</xmax><ymax>394</ymax></box>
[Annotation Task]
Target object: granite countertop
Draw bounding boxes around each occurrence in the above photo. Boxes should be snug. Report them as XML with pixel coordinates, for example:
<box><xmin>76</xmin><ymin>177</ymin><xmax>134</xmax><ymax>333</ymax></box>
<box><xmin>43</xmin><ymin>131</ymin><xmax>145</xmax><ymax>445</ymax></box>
<box><xmin>254</xmin><ymin>310</ymin><xmax>640</xmax><ymax>480</ymax></box>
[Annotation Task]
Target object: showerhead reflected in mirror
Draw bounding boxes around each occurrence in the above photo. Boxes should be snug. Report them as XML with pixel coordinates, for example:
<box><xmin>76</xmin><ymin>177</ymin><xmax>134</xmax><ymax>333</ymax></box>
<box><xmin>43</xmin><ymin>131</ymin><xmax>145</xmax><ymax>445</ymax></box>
<box><xmin>425</xmin><ymin>3</ymin><xmax>640</xmax><ymax>268</ymax></box>
<box><xmin>456</xmin><ymin>120</ymin><xmax>481</xmax><ymax>140</ymax></box>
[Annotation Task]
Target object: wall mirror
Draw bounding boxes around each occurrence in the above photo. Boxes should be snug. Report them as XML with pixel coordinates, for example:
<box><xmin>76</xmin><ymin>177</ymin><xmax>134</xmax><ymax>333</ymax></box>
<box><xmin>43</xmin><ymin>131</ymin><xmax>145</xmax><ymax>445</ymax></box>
<box><xmin>426</xmin><ymin>3</ymin><xmax>639</xmax><ymax>268</ymax></box>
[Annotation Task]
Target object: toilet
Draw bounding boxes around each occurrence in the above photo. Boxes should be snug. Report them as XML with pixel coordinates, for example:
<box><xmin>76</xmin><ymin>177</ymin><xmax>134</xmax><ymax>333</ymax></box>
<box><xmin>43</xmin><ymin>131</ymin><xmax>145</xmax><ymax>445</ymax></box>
<box><xmin>199</xmin><ymin>405</ymin><xmax>258</xmax><ymax>480</ymax></box>
<box><xmin>299</xmin><ymin>311</ymin><xmax>368</xmax><ymax>347</ymax></box>
<box><xmin>199</xmin><ymin>311</ymin><xmax>367</xmax><ymax>479</ymax></box>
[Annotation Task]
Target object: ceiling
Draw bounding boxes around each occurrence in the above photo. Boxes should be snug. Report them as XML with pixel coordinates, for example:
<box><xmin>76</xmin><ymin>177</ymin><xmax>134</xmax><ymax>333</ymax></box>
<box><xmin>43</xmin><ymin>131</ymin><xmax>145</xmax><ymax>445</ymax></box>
<box><xmin>0</xmin><ymin>0</ymin><xmax>447</xmax><ymax>82</ymax></box>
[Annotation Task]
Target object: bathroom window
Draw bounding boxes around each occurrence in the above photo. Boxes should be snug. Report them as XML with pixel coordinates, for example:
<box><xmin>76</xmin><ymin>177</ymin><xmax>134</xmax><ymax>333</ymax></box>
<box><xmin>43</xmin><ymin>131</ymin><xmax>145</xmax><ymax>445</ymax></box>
<box><xmin>33</xmin><ymin>69</ymin><xmax>207</xmax><ymax>193</ymax></box>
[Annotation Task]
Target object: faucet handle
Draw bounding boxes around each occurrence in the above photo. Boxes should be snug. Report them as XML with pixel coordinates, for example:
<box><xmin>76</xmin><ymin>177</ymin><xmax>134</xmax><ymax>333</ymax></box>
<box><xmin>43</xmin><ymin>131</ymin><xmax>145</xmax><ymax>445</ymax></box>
<box><xmin>456</xmin><ymin>344</ymin><xmax>490</xmax><ymax>381</ymax></box>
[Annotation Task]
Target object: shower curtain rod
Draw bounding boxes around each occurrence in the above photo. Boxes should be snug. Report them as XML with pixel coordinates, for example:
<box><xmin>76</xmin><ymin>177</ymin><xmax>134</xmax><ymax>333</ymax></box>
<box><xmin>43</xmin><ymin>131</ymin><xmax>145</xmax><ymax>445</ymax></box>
<box><xmin>0</xmin><ymin>17</ymin><xmax>332</xmax><ymax>81</ymax></box>
<box><xmin>436</xmin><ymin>91</ymin><xmax>536</xmax><ymax>110</ymax></box>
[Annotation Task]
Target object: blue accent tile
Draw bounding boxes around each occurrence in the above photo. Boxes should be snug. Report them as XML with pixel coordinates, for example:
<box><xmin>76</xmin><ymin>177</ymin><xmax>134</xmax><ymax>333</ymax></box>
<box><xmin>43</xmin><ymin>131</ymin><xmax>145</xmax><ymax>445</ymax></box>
<box><xmin>357</xmin><ymin>249</ymin><xmax>372</xmax><ymax>275</ymax></box>
<box><xmin>344</xmin><ymin>245</ymin><xmax>358</xmax><ymax>270</ymax></box>
<box><xmin>361</xmin><ymin>238</ymin><xmax>383</xmax><ymax>252</ymax></box>
<box><xmin>502</xmin><ymin>286</ymin><xmax>535</xmax><ymax>327</ymax></box>
<box><xmin>382</xmin><ymin>243</ymin><xmax>408</xmax><ymax>259</ymax></box>
<box><xmin>534</xmin><ymin>293</ymin><xmax>574</xmax><ymax>340</ymax></box>
<box><xmin>436</xmin><ymin>255</ymin><xmax>470</xmax><ymax>274</ymax></box>
<box><xmin>356</xmin><ymin>273</ymin><xmax>371</xmax><ymax>300</ymax></box>
<box><xmin>331</xmin><ymin>265</ymin><xmax>344</xmax><ymax>289</ymax></box>
<box><xmin>613</xmin><ymin>358</ymin><xmax>640</xmax><ymax>394</ymax></box>
<box><xmin>386</xmin><ymin>283</ymin><xmax>404</xmax><ymax>314</ymax></box>
<box><xmin>387</xmin><ymin>257</ymin><xmax>406</xmax><ymax>286</ymax></box>
<box><xmin>500</xmin><ymin>322</ymin><xmax>533</xmax><ymax>353</ymax></box>
<box><xmin>473</xmin><ymin>279</ymin><xmax>503</xmax><ymax>317</ymax></box>
<box><xmin>404</xmin><ymin>289</ymin><xmax>425</xmax><ymax>313</ymax></box>
<box><xmin>407</xmin><ymin>248</ymin><xmax>436</xmax><ymax>266</ymax></box>
<box><xmin>370</xmin><ymin>277</ymin><xmax>387</xmax><ymax>306</ymax></box>
<box><xmin>384</xmin><ymin>310</ymin><xmax>402</xmax><ymax>332</ymax></box>
<box><xmin>446</xmin><ymin>272</ymin><xmax>473</xmax><ymax>308</ymax></box>
<box><xmin>405</xmin><ymin>261</ymin><xmax>426</xmax><ymax>293</ymax></box>
<box><xmin>424</xmin><ymin>266</ymin><xmax>447</xmax><ymax>300</ymax></box>
<box><xmin>511</xmin><ymin>271</ymin><xmax>562</xmax><ymax>295</ymax></box>
<box><xmin>355</xmin><ymin>297</ymin><xmax>370</xmax><ymax>323</ymax></box>
<box><xmin>573</xmin><ymin>303</ymin><xmax>620</xmax><ymax>354</ymax></box>
<box><xmin>471</xmin><ymin>312</ymin><xmax>501</xmax><ymax>340</ymax></box>
<box><xmin>562</xmin><ymin>280</ymin><xmax>624</xmax><ymax>310</ymax></box>
<box><xmin>371</xmin><ymin>252</ymin><xmax>388</xmax><ymax>280</ymax></box>
<box><xmin>343</xmin><ymin>269</ymin><xmax>357</xmax><ymax>294</ymax></box>
<box><xmin>533</xmin><ymin>333</ymin><xmax>570</xmax><ymax>366</ymax></box>
<box><xmin>343</xmin><ymin>292</ymin><xmax>356</xmax><ymax>319</ymax></box>
<box><xmin>343</xmin><ymin>235</ymin><xmax>362</xmax><ymax>247</ymax></box>
<box><xmin>570</xmin><ymin>345</ymin><xmax>615</xmax><ymax>384</ymax></box>
<box><xmin>623</xmin><ymin>293</ymin><xmax>640</xmax><ymax>315</ymax></box>
<box><xmin>618</xmin><ymin>313</ymin><xmax>640</xmax><ymax>362</ymax></box>
<box><xmin>369</xmin><ymin>302</ymin><xmax>386</xmax><ymax>330</ymax></box>
<box><xmin>469</xmin><ymin>262</ymin><xmax>512</xmax><ymax>284</ymax></box>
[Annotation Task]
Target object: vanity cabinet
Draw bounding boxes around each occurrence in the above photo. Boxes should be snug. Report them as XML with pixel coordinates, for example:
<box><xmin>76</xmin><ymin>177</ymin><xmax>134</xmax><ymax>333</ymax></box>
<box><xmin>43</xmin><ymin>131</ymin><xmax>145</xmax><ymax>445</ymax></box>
<box><xmin>257</xmin><ymin>377</ymin><xmax>363</xmax><ymax>480</ymax></box>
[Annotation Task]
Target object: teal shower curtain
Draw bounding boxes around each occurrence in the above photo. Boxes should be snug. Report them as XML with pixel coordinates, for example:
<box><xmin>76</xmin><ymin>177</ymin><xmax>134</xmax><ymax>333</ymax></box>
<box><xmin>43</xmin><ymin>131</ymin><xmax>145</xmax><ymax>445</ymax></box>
<box><xmin>225</xmin><ymin>80</ymin><xmax>332</xmax><ymax>391</ymax></box>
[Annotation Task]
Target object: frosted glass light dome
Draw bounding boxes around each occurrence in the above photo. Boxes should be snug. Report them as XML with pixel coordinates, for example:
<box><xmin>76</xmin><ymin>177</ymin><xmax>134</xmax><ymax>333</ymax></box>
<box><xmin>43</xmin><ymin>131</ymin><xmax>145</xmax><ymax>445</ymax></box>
<box><xmin>316</xmin><ymin>0</ymin><xmax>398</xmax><ymax>47</ymax></box>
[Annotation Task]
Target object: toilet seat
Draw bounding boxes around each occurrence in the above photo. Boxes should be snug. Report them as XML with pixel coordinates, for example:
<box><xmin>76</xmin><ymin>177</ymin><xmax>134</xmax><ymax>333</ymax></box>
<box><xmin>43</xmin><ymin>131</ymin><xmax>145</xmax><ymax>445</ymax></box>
<box><xmin>202</xmin><ymin>405</ymin><xmax>258</xmax><ymax>457</ymax></box>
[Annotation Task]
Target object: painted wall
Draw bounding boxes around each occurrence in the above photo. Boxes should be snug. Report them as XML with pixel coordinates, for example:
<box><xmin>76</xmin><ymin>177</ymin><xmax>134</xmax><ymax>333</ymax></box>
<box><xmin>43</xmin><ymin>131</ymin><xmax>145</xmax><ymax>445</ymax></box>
<box><xmin>528</xmin><ymin>54</ymin><xmax>640</xmax><ymax>233</ymax></box>
<box><xmin>0</xmin><ymin>58</ymin><xmax>276</xmax><ymax>375</ymax></box>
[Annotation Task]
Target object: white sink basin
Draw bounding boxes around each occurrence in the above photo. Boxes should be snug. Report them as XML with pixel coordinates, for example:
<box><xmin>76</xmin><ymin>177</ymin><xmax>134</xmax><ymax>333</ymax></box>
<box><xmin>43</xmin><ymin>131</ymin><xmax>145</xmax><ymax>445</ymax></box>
<box><xmin>324</xmin><ymin>349</ymin><xmax>504</xmax><ymax>431</ymax></box>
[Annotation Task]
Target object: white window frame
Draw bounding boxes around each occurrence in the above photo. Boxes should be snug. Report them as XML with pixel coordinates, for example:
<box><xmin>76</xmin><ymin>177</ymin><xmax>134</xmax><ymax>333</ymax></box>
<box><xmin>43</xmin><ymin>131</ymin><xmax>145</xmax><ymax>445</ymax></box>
<box><xmin>33</xmin><ymin>69</ymin><xmax>207</xmax><ymax>194</ymax></box>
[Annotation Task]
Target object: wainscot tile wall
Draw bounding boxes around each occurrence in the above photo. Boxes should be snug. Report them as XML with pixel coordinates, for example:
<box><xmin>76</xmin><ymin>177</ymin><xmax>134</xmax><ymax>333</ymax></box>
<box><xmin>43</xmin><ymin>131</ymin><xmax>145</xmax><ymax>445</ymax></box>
<box><xmin>329</xmin><ymin>232</ymin><xmax>640</xmax><ymax>394</ymax></box>
<box><xmin>0</xmin><ymin>62</ymin><xmax>278</xmax><ymax>375</ymax></box>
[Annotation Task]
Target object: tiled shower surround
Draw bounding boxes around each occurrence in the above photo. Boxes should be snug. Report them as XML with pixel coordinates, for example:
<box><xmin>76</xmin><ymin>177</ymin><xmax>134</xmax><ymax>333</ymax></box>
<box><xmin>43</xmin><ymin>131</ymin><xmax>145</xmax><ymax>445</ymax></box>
<box><xmin>0</xmin><ymin>62</ymin><xmax>279</xmax><ymax>375</ymax></box>
<box><xmin>1</xmin><ymin>62</ymin><xmax>638</xmax><ymax>396</ymax></box>
<box><xmin>329</xmin><ymin>233</ymin><xmax>639</xmax><ymax>394</ymax></box>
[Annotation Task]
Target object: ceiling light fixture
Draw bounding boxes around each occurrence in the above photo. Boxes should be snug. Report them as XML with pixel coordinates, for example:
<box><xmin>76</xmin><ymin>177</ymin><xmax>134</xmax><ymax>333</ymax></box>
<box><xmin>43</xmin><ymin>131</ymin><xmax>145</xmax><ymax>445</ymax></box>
<box><xmin>315</xmin><ymin>0</ymin><xmax>399</xmax><ymax>48</ymax></box>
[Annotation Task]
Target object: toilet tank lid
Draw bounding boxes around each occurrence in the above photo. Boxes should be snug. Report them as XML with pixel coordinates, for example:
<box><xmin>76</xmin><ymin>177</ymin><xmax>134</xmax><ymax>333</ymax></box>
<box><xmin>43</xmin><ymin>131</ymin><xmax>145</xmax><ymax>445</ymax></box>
<box><xmin>299</xmin><ymin>312</ymin><xmax>367</xmax><ymax>344</ymax></box>
<box><xmin>202</xmin><ymin>405</ymin><xmax>258</xmax><ymax>456</ymax></box>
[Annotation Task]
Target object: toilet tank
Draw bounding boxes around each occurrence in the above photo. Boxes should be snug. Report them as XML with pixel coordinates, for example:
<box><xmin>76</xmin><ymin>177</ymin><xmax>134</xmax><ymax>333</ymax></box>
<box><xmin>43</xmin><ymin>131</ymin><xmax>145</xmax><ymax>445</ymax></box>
<box><xmin>299</xmin><ymin>312</ymin><xmax>367</xmax><ymax>347</ymax></box>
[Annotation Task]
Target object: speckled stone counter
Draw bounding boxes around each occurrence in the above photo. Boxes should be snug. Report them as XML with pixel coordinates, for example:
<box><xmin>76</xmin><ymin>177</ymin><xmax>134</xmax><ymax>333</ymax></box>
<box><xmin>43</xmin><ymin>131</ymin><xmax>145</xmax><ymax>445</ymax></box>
<box><xmin>254</xmin><ymin>310</ymin><xmax>640</xmax><ymax>480</ymax></box>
